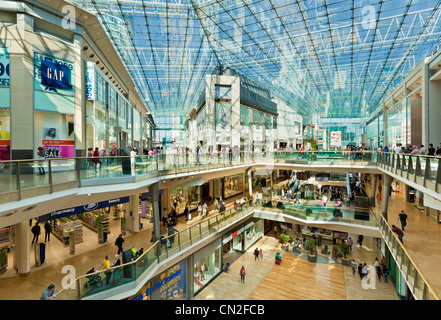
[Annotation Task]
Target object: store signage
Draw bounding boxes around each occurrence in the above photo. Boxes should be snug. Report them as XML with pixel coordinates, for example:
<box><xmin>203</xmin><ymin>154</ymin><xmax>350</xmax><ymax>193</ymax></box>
<box><xmin>85</xmin><ymin>63</ymin><xmax>95</xmax><ymax>100</ymax></box>
<box><xmin>40</xmin><ymin>60</ymin><xmax>72</xmax><ymax>90</ymax></box>
<box><xmin>0</xmin><ymin>47</ymin><xmax>9</xmax><ymax>87</ymax></box>
<box><xmin>38</xmin><ymin>197</ymin><xmax>130</xmax><ymax>222</ymax></box>
<box><xmin>42</xmin><ymin>140</ymin><xmax>75</xmax><ymax>158</ymax></box>
<box><xmin>34</xmin><ymin>52</ymin><xmax>74</xmax><ymax>96</ymax></box>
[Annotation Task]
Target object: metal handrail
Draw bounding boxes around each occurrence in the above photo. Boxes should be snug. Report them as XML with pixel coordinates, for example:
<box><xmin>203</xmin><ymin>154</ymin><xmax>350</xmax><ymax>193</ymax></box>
<box><xmin>54</xmin><ymin>200</ymin><xmax>254</xmax><ymax>299</ymax></box>
<box><xmin>378</xmin><ymin>214</ymin><xmax>440</xmax><ymax>300</ymax></box>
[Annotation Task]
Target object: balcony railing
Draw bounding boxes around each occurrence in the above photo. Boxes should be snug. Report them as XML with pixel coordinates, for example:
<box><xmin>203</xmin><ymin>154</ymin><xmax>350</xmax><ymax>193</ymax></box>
<box><xmin>377</xmin><ymin>213</ymin><xmax>439</xmax><ymax>300</ymax></box>
<box><xmin>0</xmin><ymin>150</ymin><xmax>378</xmax><ymax>204</ymax></box>
<box><xmin>54</xmin><ymin>200</ymin><xmax>255</xmax><ymax>300</ymax></box>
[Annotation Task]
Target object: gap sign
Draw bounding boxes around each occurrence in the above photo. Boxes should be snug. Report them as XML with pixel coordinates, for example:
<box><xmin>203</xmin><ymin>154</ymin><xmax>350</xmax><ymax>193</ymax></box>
<box><xmin>38</xmin><ymin>197</ymin><xmax>129</xmax><ymax>222</ymax></box>
<box><xmin>40</xmin><ymin>60</ymin><xmax>72</xmax><ymax>90</ymax></box>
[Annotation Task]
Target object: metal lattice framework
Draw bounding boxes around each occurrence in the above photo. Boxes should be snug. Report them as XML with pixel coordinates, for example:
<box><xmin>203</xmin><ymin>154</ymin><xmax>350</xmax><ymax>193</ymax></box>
<box><xmin>74</xmin><ymin>0</ymin><xmax>441</xmax><ymax>119</ymax></box>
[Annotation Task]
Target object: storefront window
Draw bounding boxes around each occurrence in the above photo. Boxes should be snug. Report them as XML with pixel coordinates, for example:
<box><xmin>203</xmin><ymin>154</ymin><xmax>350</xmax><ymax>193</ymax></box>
<box><xmin>224</xmin><ymin>174</ymin><xmax>243</xmax><ymax>198</ymax></box>
<box><xmin>170</xmin><ymin>186</ymin><xmax>200</xmax><ymax>213</ymax></box>
<box><xmin>244</xmin><ymin>219</ymin><xmax>264</xmax><ymax>251</ymax></box>
<box><xmin>194</xmin><ymin>247</ymin><xmax>221</xmax><ymax>293</ymax></box>
<box><xmin>0</xmin><ymin>109</ymin><xmax>10</xmax><ymax>161</ymax></box>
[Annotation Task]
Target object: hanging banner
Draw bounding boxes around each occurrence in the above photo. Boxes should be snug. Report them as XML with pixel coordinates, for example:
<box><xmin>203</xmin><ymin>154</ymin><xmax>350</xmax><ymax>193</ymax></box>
<box><xmin>330</xmin><ymin>131</ymin><xmax>342</xmax><ymax>148</ymax></box>
<box><xmin>38</xmin><ymin>197</ymin><xmax>130</xmax><ymax>222</ymax></box>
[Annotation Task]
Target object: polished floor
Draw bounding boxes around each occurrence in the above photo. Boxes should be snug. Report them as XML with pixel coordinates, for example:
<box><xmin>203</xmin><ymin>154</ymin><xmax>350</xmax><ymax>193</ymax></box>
<box><xmin>195</xmin><ymin>231</ymin><xmax>397</xmax><ymax>300</ymax></box>
<box><xmin>0</xmin><ymin>176</ymin><xmax>440</xmax><ymax>300</ymax></box>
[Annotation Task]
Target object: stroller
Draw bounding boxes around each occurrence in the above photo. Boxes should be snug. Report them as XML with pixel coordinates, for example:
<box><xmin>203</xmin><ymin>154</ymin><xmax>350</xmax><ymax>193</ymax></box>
<box><xmin>84</xmin><ymin>266</ymin><xmax>103</xmax><ymax>289</ymax></box>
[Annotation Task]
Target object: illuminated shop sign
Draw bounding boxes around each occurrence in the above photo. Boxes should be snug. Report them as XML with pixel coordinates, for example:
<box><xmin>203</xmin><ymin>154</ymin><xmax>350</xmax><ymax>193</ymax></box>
<box><xmin>38</xmin><ymin>197</ymin><xmax>129</xmax><ymax>222</ymax></box>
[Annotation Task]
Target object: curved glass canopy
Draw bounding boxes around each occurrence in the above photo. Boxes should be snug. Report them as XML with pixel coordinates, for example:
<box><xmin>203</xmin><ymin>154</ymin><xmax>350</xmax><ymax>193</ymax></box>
<box><xmin>74</xmin><ymin>0</ymin><xmax>441</xmax><ymax>119</ymax></box>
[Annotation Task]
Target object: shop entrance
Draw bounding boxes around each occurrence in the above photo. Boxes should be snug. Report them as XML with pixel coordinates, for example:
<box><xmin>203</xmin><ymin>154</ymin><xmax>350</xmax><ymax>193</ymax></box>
<box><xmin>201</xmin><ymin>182</ymin><xmax>210</xmax><ymax>204</ymax></box>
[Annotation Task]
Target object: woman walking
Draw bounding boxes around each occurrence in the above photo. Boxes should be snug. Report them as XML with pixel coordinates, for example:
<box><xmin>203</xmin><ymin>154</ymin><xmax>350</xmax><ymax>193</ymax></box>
<box><xmin>240</xmin><ymin>266</ymin><xmax>246</xmax><ymax>283</ymax></box>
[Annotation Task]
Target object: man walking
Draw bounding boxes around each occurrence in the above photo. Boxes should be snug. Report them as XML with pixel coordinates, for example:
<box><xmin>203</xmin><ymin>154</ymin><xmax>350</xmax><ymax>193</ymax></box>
<box><xmin>31</xmin><ymin>222</ymin><xmax>41</xmax><ymax>245</ymax></box>
<box><xmin>398</xmin><ymin>210</ymin><xmax>408</xmax><ymax>231</ymax></box>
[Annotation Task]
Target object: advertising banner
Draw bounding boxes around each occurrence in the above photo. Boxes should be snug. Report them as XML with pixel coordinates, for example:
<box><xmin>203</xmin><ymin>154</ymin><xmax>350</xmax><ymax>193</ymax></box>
<box><xmin>330</xmin><ymin>131</ymin><xmax>342</xmax><ymax>148</ymax></box>
<box><xmin>150</xmin><ymin>260</ymin><xmax>187</xmax><ymax>300</ymax></box>
<box><xmin>42</xmin><ymin>140</ymin><xmax>75</xmax><ymax>158</ymax></box>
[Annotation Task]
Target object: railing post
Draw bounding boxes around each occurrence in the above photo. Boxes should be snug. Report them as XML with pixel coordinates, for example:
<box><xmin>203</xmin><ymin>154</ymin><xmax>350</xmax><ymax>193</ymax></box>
<box><xmin>178</xmin><ymin>232</ymin><xmax>181</xmax><ymax>251</ymax></box>
<box><xmin>76</xmin><ymin>158</ymin><xmax>82</xmax><ymax>187</ymax></box>
<box><xmin>16</xmin><ymin>162</ymin><xmax>21</xmax><ymax>201</ymax></box>
<box><xmin>436</xmin><ymin>158</ymin><xmax>441</xmax><ymax>192</ymax></box>
<box><xmin>48</xmin><ymin>159</ymin><xmax>53</xmax><ymax>194</ymax></box>
<box><xmin>189</xmin><ymin>227</ymin><xmax>192</xmax><ymax>244</ymax></box>
<box><xmin>424</xmin><ymin>157</ymin><xmax>432</xmax><ymax>187</ymax></box>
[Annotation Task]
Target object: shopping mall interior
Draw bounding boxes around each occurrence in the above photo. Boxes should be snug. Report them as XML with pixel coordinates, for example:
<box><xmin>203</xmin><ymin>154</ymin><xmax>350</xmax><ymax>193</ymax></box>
<box><xmin>1</xmin><ymin>0</ymin><xmax>441</xmax><ymax>303</ymax></box>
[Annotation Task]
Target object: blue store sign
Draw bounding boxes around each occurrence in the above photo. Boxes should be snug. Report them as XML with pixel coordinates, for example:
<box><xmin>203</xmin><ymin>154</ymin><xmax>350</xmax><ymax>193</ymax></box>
<box><xmin>40</xmin><ymin>60</ymin><xmax>72</xmax><ymax>90</ymax></box>
<box><xmin>38</xmin><ymin>197</ymin><xmax>130</xmax><ymax>222</ymax></box>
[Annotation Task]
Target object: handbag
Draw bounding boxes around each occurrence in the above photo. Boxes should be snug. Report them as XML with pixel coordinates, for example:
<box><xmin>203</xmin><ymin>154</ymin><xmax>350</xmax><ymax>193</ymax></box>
<box><xmin>167</xmin><ymin>239</ymin><xmax>171</xmax><ymax>248</ymax></box>
<box><xmin>188</xmin><ymin>213</ymin><xmax>192</xmax><ymax>220</ymax></box>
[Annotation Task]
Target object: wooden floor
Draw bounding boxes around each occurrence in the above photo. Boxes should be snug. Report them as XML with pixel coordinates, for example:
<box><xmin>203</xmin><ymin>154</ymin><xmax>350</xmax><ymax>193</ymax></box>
<box><xmin>248</xmin><ymin>253</ymin><xmax>346</xmax><ymax>300</ymax></box>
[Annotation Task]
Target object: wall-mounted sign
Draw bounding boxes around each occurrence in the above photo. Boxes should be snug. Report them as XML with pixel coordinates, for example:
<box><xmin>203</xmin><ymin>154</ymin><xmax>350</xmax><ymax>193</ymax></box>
<box><xmin>85</xmin><ymin>63</ymin><xmax>95</xmax><ymax>100</ymax></box>
<box><xmin>34</xmin><ymin>52</ymin><xmax>74</xmax><ymax>95</ymax></box>
<box><xmin>37</xmin><ymin>197</ymin><xmax>130</xmax><ymax>222</ymax></box>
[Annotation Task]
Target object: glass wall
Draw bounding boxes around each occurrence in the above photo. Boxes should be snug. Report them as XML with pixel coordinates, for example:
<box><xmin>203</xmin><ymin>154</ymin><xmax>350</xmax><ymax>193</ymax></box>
<box><xmin>170</xmin><ymin>186</ymin><xmax>200</xmax><ymax>213</ymax></box>
<box><xmin>194</xmin><ymin>246</ymin><xmax>221</xmax><ymax>294</ymax></box>
<box><xmin>224</xmin><ymin>174</ymin><xmax>244</xmax><ymax>199</ymax></box>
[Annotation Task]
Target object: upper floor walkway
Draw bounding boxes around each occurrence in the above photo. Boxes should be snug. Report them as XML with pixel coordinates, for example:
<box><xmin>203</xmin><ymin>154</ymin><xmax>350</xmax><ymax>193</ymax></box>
<box><xmin>0</xmin><ymin>150</ymin><xmax>440</xmax><ymax>229</ymax></box>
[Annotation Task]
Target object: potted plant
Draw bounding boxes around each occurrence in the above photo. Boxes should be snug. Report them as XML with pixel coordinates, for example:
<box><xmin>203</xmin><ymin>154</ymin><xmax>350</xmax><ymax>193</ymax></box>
<box><xmin>306</xmin><ymin>239</ymin><xmax>317</xmax><ymax>262</ymax></box>
<box><xmin>339</xmin><ymin>242</ymin><xmax>351</xmax><ymax>266</ymax></box>
<box><xmin>280</xmin><ymin>232</ymin><xmax>290</xmax><ymax>251</ymax></box>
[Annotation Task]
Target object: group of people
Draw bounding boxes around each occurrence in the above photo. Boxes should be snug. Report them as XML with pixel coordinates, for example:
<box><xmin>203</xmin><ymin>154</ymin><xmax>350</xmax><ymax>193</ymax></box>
<box><xmin>352</xmin><ymin>257</ymin><xmax>390</xmax><ymax>283</ymax></box>
<box><xmin>253</xmin><ymin>247</ymin><xmax>263</xmax><ymax>261</ymax></box>
<box><xmin>378</xmin><ymin>142</ymin><xmax>441</xmax><ymax>156</ymax></box>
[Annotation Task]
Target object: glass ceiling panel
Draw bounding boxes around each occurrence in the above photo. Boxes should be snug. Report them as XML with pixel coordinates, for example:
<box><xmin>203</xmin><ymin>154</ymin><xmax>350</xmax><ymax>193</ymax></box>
<box><xmin>74</xmin><ymin>0</ymin><xmax>441</xmax><ymax>119</ymax></box>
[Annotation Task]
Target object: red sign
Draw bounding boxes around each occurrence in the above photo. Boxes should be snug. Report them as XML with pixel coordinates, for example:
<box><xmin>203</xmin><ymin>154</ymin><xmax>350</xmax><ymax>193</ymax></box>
<box><xmin>232</xmin><ymin>230</ymin><xmax>238</xmax><ymax>239</ymax></box>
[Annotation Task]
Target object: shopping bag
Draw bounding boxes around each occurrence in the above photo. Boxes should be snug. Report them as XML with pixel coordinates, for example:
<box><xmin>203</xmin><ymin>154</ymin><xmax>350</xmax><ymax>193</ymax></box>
<box><xmin>167</xmin><ymin>239</ymin><xmax>171</xmax><ymax>248</ymax></box>
<box><xmin>188</xmin><ymin>213</ymin><xmax>192</xmax><ymax>220</ymax></box>
<box><xmin>319</xmin><ymin>201</ymin><xmax>324</xmax><ymax>206</ymax></box>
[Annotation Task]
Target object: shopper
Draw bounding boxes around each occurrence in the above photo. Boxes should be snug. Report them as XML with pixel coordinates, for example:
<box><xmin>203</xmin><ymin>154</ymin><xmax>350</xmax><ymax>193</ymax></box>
<box><xmin>255</xmin><ymin>192</ymin><xmax>261</xmax><ymax>205</ymax></box>
<box><xmin>357</xmin><ymin>263</ymin><xmax>363</xmax><ymax>279</ymax></box>
<box><xmin>361</xmin><ymin>263</ymin><xmax>368</xmax><ymax>278</ymax></box>
<box><xmin>398</xmin><ymin>210</ymin><xmax>408</xmax><ymax>231</ymax></box>
<box><xmin>112</xmin><ymin>254</ymin><xmax>121</xmax><ymax>286</ymax></box>
<box><xmin>93</xmin><ymin>147</ymin><xmax>102</xmax><ymax>172</ymax></box>
<box><xmin>114</xmin><ymin>234</ymin><xmax>125</xmax><ymax>255</ymax></box>
<box><xmin>351</xmin><ymin>259</ymin><xmax>357</xmax><ymax>275</ymax></box>
<box><xmin>103</xmin><ymin>255</ymin><xmax>112</xmax><ymax>287</ymax></box>
<box><xmin>254</xmin><ymin>247</ymin><xmax>259</xmax><ymax>261</ymax></box>
<box><xmin>37</xmin><ymin>147</ymin><xmax>45</xmax><ymax>175</ymax></box>
<box><xmin>347</xmin><ymin>237</ymin><xmax>353</xmax><ymax>251</ymax></box>
<box><xmin>357</xmin><ymin>234</ymin><xmax>364</xmax><ymax>247</ymax></box>
<box><xmin>302</xmin><ymin>236</ymin><xmax>306</xmax><ymax>250</ymax></box>
<box><xmin>40</xmin><ymin>284</ymin><xmax>56</xmax><ymax>300</ymax></box>
<box><xmin>376</xmin><ymin>194</ymin><xmax>382</xmax><ymax>206</ymax></box>
<box><xmin>259</xmin><ymin>249</ymin><xmax>263</xmax><ymax>262</ymax></box>
<box><xmin>239</xmin><ymin>266</ymin><xmax>246</xmax><ymax>283</ymax></box>
<box><xmin>183</xmin><ymin>204</ymin><xmax>189</xmax><ymax>221</ymax></box>
<box><xmin>322</xmin><ymin>194</ymin><xmax>328</xmax><ymax>207</ymax></box>
<box><xmin>383</xmin><ymin>265</ymin><xmax>390</xmax><ymax>283</ymax></box>
<box><xmin>202</xmin><ymin>202</ymin><xmax>207</xmax><ymax>219</ymax></box>
<box><xmin>219</xmin><ymin>201</ymin><xmax>226</xmax><ymax>214</ymax></box>
<box><xmin>391</xmin><ymin>225</ymin><xmax>404</xmax><ymax>243</ymax></box>
<box><xmin>31</xmin><ymin>222</ymin><xmax>41</xmax><ymax>245</ymax></box>
<box><xmin>162</xmin><ymin>207</ymin><xmax>168</xmax><ymax>226</ymax></box>
<box><xmin>44</xmin><ymin>221</ymin><xmax>52</xmax><ymax>242</ymax></box>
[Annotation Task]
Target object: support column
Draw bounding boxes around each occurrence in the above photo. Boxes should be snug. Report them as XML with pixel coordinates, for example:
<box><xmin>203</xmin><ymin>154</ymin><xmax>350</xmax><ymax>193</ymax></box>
<box><xmin>370</xmin><ymin>174</ymin><xmax>378</xmax><ymax>207</ymax></box>
<box><xmin>186</xmin><ymin>255</ymin><xmax>194</xmax><ymax>300</ymax></box>
<box><xmin>247</xmin><ymin>169</ymin><xmax>253</xmax><ymax>200</ymax></box>
<box><xmin>149</xmin><ymin>182</ymin><xmax>161</xmax><ymax>256</ymax></box>
<box><xmin>403</xmin><ymin>183</ymin><xmax>409</xmax><ymax>202</ymax></box>
<box><xmin>14</xmin><ymin>221</ymin><xmax>30</xmax><ymax>277</ymax></box>
<box><xmin>128</xmin><ymin>195</ymin><xmax>140</xmax><ymax>233</ymax></box>
<box><xmin>381</xmin><ymin>174</ymin><xmax>393</xmax><ymax>221</ymax></box>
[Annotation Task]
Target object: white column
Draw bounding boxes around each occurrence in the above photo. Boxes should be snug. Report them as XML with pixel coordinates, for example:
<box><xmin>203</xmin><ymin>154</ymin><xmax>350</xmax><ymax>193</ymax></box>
<box><xmin>14</xmin><ymin>221</ymin><xmax>30</xmax><ymax>276</ymax></box>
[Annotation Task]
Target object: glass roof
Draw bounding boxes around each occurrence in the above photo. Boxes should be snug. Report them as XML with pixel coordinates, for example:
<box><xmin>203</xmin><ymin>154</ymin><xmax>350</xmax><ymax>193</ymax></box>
<box><xmin>74</xmin><ymin>0</ymin><xmax>441</xmax><ymax>118</ymax></box>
